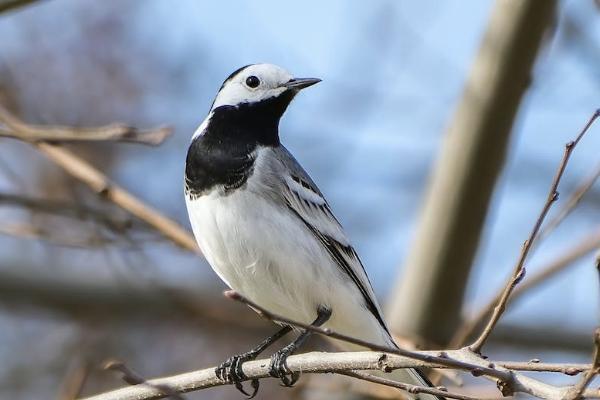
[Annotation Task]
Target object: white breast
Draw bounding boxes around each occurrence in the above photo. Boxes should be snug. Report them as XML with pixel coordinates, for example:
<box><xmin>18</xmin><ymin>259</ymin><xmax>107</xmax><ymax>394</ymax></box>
<box><xmin>185</xmin><ymin>148</ymin><xmax>393</xmax><ymax>348</ymax></box>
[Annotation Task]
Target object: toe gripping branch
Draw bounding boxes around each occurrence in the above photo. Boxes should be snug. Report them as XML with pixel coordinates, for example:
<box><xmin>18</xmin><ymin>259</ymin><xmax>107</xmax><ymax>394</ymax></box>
<box><xmin>268</xmin><ymin>306</ymin><xmax>332</xmax><ymax>388</ymax></box>
<box><xmin>215</xmin><ymin>325</ymin><xmax>291</xmax><ymax>398</ymax></box>
<box><xmin>217</xmin><ymin>305</ymin><xmax>331</xmax><ymax>397</ymax></box>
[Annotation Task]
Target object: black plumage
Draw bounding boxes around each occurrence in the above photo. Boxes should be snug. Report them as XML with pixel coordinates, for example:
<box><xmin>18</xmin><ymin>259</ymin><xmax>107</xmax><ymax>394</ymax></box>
<box><xmin>185</xmin><ymin>82</ymin><xmax>295</xmax><ymax>197</ymax></box>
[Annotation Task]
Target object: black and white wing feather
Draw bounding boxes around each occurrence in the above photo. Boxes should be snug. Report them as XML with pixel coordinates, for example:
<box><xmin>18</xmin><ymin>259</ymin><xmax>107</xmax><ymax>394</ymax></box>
<box><xmin>272</xmin><ymin>146</ymin><xmax>391</xmax><ymax>334</ymax></box>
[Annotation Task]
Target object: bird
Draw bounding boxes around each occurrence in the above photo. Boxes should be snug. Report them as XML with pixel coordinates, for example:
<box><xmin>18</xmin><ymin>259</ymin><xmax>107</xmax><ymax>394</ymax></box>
<box><xmin>184</xmin><ymin>63</ymin><xmax>443</xmax><ymax>399</ymax></box>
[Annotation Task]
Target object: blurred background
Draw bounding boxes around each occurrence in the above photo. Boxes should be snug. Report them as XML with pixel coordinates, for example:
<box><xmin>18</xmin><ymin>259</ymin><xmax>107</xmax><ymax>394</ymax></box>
<box><xmin>0</xmin><ymin>0</ymin><xmax>599</xmax><ymax>399</ymax></box>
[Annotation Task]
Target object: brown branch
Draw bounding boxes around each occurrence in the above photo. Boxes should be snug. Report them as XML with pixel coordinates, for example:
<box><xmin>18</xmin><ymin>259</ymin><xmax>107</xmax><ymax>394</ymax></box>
<box><xmin>452</xmin><ymin>228</ymin><xmax>600</xmax><ymax>347</ymax></box>
<box><xmin>0</xmin><ymin>104</ymin><xmax>172</xmax><ymax>146</ymax></box>
<box><xmin>538</xmin><ymin>161</ymin><xmax>600</xmax><ymax>242</ymax></box>
<box><xmin>32</xmin><ymin>143</ymin><xmax>199</xmax><ymax>253</ymax></box>
<box><xmin>564</xmin><ymin>329</ymin><xmax>600</xmax><ymax>400</ymax></box>
<box><xmin>469</xmin><ymin>110</ymin><xmax>600</xmax><ymax>354</ymax></box>
<box><xmin>0</xmin><ymin>103</ymin><xmax>198</xmax><ymax>252</ymax></box>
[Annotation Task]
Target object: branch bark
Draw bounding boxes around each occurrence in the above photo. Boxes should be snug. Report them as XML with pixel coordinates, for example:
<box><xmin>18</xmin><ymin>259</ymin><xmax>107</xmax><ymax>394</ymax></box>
<box><xmin>81</xmin><ymin>350</ymin><xmax>597</xmax><ymax>400</ymax></box>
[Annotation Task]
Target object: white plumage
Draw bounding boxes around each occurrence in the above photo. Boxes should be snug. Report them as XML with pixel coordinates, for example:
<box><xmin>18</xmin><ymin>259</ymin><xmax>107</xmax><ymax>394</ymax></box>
<box><xmin>186</xmin><ymin>146</ymin><xmax>392</xmax><ymax>347</ymax></box>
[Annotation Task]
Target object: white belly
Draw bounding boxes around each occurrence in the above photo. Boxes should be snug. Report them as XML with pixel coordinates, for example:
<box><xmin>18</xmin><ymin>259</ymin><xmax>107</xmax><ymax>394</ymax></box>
<box><xmin>185</xmin><ymin>187</ymin><xmax>392</xmax><ymax>348</ymax></box>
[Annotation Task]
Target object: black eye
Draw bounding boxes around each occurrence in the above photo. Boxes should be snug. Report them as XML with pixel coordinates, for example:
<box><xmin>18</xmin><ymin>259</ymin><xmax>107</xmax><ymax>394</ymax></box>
<box><xmin>245</xmin><ymin>75</ymin><xmax>260</xmax><ymax>88</ymax></box>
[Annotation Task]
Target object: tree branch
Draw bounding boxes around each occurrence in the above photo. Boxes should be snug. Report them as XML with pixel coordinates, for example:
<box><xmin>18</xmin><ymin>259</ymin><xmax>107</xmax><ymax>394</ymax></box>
<box><xmin>34</xmin><ymin>142</ymin><xmax>199</xmax><ymax>252</ymax></box>
<box><xmin>0</xmin><ymin>101</ymin><xmax>200</xmax><ymax>253</ymax></box>
<box><xmin>469</xmin><ymin>109</ymin><xmax>600</xmax><ymax>353</ymax></box>
<box><xmin>81</xmin><ymin>350</ymin><xmax>598</xmax><ymax>400</ymax></box>
<box><xmin>0</xmin><ymin>104</ymin><xmax>172</xmax><ymax>146</ymax></box>
<box><xmin>538</xmin><ymin>161</ymin><xmax>600</xmax><ymax>243</ymax></box>
<box><xmin>451</xmin><ymin>227</ymin><xmax>600</xmax><ymax>347</ymax></box>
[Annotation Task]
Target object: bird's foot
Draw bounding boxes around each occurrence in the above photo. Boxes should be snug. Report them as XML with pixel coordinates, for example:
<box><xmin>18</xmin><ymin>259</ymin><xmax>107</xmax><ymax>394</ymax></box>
<box><xmin>215</xmin><ymin>352</ymin><xmax>260</xmax><ymax>398</ymax></box>
<box><xmin>268</xmin><ymin>345</ymin><xmax>300</xmax><ymax>387</ymax></box>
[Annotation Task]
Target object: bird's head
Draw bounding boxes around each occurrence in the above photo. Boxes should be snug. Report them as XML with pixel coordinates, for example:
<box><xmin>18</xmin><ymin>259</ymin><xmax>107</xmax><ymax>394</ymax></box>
<box><xmin>210</xmin><ymin>64</ymin><xmax>321</xmax><ymax>111</ymax></box>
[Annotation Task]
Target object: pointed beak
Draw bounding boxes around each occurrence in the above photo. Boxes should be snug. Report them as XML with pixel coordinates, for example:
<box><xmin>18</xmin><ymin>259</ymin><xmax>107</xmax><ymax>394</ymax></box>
<box><xmin>283</xmin><ymin>77</ymin><xmax>321</xmax><ymax>91</ymax></box>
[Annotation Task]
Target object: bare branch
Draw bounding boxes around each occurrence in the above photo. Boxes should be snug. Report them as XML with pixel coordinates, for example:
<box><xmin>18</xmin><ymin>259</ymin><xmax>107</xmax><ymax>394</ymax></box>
<box><xmin>498</xmin><ymin>361</ymin><xmax>590</xmax><ymax>375</ymax></box>
<box><xmin>0</xmin><ymin>104</ymin><xmax>172</xmax><ymax>146</ymax></box>
<box><xmin>538</xmin><ymin>161</ymin><xmax>600</xmax><ymax>242</ymax></box>
<box><xmin>564</xmin><ymin>329</ymin><xmax>600</xmax><ymax>400</ymax></box>
<box><xmin>452</xmin><ymin>228</ymin><xmax>600</xmax><ymax>347</ymax></box>
<box><xmin>469</xmin><ymin>110</ymin><xmax>600</xmax><ymax>353</ymax></box>
<box><xmin>0</xmin><ymin>102</ymin><xmax>197</xmax><ymax>252</ymax></box>
<box><xmin>80</xmin><ymin>350</ymin><xmax>597</xmax><ymax>400</ymax></box>
<box><xmin>32</xmin><ymin>142</ymin><xmax>199</xmax><ymax>253</ymax></box>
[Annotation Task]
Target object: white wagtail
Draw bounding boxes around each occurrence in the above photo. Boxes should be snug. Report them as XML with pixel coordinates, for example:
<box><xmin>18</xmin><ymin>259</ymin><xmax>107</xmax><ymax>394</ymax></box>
<box><xmin>184</xmin><ymin>64</ymin><xmax>442</xmax><ymax>399</ymax></box>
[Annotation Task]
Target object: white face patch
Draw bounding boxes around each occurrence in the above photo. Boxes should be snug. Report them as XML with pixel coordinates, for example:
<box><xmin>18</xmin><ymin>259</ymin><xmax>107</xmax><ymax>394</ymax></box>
<box><xmin>211</xmin><ymin>64</ymin><xmax>293</xmax><ymax>110</ymax></box>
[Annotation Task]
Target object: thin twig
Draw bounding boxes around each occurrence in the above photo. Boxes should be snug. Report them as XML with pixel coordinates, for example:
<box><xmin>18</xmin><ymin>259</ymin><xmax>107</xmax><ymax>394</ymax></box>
<box><xmin>564</xmin><ymin>329</ymin><xmax>600</xmax><ymax>400</ymax></box>
<box><xmin>469</xmin><ymin>110</ymin><xmax>600</xmax><ymax>354</ymax></box>
<box><xmin>0</xmin><ymin>104</ymin><xmax>172</xmax><ymax>146</ymax></box>
<box><xmin>0</xmin><ymin>192</ymin><xmax>135</xmax><ymax>232</ymax></box>
<box><xmin>451</xmin><ymin>228</ymin><xmax>600</xmax><ymax>347</ymax></box>
<box><xmin>341</xmin><ymin>370</ymin><xmax>482</xmax><ymax>400</ymax></box>
<box><xmin>538</xmin><ymin>161</ymin><xmax>600</xmax><ymax>242</ymax></box>
<box><xmin>103</xmin><ymin>360</ymin><xmax>186</xmax><ymax>400</ymax></box>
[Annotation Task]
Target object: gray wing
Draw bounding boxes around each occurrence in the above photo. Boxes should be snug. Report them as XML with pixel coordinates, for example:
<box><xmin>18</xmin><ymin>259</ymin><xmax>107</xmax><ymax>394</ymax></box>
<box><xmin>269</xmin><ymin>146</ymin><xmax>390</xmax><ymax>333</ymax></box>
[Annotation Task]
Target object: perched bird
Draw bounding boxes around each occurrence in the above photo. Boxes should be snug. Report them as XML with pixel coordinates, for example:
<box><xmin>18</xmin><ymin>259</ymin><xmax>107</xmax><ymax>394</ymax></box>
<box><xmin>184</xmin><ymin>63</ymin><xmax>442</xmax><ymax>399</ymax></box>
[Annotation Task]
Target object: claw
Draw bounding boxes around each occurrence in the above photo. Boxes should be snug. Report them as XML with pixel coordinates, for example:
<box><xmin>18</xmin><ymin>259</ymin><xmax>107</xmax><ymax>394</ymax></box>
<box><xmin>233</xmin><ymin>380</ymin><xmax>252</xmax><ymax>398</ymax></box>
<box><xmin>215</xmin><ymin>353</ymin><xmax>257</xmax><ymax>397</ymax></box>
<box><xmin>268</xmin><ymin>347</ymin><xmax>300</xmax><ymax>387</ymax></box>
<box><xmin>248</xmin><ymin>379</ymin><xmax>260</xmax><ymax>399</ymax></box>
